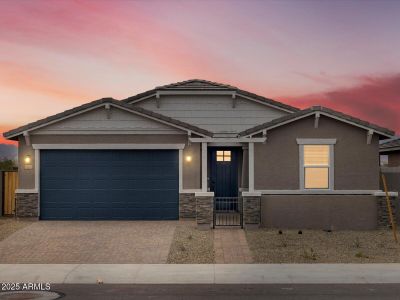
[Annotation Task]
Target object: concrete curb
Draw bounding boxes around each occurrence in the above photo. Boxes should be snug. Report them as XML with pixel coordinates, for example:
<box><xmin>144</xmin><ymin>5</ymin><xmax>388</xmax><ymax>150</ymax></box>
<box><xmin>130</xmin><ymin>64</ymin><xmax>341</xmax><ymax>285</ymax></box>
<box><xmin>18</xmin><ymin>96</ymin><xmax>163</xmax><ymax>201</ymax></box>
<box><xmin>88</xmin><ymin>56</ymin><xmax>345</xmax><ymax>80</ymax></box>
<box><xmin>0</xmin><ymin>264</ymin><xmax>399</xmax><ymax>284</ymax></box>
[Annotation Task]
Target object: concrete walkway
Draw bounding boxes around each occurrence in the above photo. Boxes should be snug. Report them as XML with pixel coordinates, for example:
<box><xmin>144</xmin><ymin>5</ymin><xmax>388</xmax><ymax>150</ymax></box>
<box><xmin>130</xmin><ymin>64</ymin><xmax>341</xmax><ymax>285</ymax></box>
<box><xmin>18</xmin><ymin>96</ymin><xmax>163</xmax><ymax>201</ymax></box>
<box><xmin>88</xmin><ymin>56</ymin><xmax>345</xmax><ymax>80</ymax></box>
<box><xmin>1</xmin><ymin>264</ymin><xmax>399</xmax><ymax>284</ymax></box>
<box><xmin>214</xmin><ymin>229</ymin><xmax>253</xmax><ymax>263</ymax></box>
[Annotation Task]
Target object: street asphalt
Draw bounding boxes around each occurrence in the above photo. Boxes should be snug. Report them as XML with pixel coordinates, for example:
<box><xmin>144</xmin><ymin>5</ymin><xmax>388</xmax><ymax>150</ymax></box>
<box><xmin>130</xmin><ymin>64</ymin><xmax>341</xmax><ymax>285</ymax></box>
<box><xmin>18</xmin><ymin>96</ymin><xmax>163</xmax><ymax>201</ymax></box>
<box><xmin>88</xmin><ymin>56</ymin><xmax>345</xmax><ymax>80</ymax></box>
<box><xmin>51</xmin><ymin>284</ymin><xmax>400</xmax><ymax>300</ymax></box>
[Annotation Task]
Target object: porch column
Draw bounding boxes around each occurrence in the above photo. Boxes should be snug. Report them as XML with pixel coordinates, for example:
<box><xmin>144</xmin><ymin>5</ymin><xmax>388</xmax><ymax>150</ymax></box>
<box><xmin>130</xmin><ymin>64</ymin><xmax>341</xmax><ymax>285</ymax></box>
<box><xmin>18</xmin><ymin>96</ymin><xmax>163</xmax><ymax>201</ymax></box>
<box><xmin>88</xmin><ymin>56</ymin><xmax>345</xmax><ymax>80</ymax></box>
<box><xmin>201</xmin><ymin>142</ymin><xmax>208</xmax><ymax>192</ymax></box>
<box><xmin>248</xmin><ymin>142</ymin><xmax>254</xmax><ymax>192</ymax></box>
<box><xmin>241</xmin><ymin>145</ymin><xmax>249</xmax><ymax>191</ymax></box>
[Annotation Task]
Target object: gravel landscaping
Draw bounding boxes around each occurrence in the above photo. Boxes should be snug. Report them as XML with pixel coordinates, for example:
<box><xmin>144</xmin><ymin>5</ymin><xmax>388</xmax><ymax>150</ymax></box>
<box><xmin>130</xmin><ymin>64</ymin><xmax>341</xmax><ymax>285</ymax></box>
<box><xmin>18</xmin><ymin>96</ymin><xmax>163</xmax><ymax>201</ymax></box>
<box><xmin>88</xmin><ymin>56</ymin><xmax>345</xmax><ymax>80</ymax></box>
<box><xmin>0</xmin><ymin>217</ymin><xmax>34</xmax><ymax>242</ymax></box>
<box><xmin>167</xmin><ymin>221</ymin><xmax>214</xmax><ymax>264</ymax></box>
<box><xmin>246</xmin><ymin>229</ymin><xmax>400</xmax><ymax>263</ymax></box>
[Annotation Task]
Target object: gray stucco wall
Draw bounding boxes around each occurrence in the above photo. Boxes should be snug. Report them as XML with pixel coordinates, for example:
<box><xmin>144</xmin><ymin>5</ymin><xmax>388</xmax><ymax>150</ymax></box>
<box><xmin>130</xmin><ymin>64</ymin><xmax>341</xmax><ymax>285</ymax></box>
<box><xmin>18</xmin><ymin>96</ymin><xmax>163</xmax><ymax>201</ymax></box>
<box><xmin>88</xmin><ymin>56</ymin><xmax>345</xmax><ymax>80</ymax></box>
<box><xmin>18</xmin><ymin>136</ymin><xmax>36</xmax><ymax>189</ymax></box>
<box><xmin>388</xmin><ymin>152</ymin><xmax>400</xmax><ymax>167</ymax></box>
<box><xmin>261</xmin><ymin>195</ymin><xmax>378</xmax><ymax>230</ymax></box>
<box><xmin>254</xmin><ymin>115</ymin><xmax>380</xmax><ymax>190</ymax></box>
<box><xmin>17</xmin><ymin>134</ymin><xmax>201</xmax><ymax>190</ymax></box>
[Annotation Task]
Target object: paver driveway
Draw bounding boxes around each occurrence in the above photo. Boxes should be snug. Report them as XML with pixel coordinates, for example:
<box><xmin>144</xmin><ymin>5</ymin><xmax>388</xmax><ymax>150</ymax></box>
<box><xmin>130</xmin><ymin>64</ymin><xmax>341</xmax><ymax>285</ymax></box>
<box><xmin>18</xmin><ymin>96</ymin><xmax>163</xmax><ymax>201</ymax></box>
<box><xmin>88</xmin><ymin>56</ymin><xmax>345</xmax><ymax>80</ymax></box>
<box><xmin>0</xmin><ymin>221</ymin><xmax>177</xmax><ymax>263</ymax></box>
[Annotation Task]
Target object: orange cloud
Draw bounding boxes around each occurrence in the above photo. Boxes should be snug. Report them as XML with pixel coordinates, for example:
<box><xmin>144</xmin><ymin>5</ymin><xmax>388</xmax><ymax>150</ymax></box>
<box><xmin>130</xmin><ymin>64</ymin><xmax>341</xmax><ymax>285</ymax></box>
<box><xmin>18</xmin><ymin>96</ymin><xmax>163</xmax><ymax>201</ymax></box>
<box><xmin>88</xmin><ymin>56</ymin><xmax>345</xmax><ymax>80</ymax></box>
<box><xmin>0</xmin><ymin>61</ymin><xmax>94</xmax><ymax>103</ymax></box>
<box><xmin>279</xmin><ymin>74</ymin><xmax>400</xmax><ymax>135</ymax></box>
<box><xmin>0</xmin><ymin>126</ymin><xmax>17</xmax><ymax>145</ymax></box>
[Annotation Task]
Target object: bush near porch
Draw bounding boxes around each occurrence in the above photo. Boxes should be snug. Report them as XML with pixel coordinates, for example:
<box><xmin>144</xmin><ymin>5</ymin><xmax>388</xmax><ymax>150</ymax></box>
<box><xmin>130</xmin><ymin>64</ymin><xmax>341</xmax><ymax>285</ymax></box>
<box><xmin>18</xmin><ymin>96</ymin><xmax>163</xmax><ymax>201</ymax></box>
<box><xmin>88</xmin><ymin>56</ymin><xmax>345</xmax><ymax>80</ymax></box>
<box><xmin>246</xmin><ymin>229</ymin><xmax>400</xmax><ymax>263</ymax></box>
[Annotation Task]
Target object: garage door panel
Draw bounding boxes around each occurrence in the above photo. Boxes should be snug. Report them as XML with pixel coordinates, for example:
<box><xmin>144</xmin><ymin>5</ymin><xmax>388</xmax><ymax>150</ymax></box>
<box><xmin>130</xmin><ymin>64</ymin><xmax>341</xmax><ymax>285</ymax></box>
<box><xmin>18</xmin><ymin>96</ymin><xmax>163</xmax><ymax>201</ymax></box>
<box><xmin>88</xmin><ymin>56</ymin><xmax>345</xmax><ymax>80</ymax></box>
<box><xmin>40</xmin><ymin>150</ymin><xmax>179</xmax><ymax>220</ymax></box>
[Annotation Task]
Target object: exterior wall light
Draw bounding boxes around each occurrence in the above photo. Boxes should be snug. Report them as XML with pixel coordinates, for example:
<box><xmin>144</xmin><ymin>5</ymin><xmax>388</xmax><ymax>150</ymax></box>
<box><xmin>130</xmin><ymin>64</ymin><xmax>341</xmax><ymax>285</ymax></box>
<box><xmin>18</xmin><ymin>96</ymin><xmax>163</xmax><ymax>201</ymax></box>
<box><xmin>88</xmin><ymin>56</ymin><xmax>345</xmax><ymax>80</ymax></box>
<box><xmin>185</xmin><ymin>155</ymin><xmax>192</xmax><ymax>162</ymax></box>
<box><xmin>24</xmin><ymin>155</ymin><xmax>32</xmax><ymax>170</ymax></box>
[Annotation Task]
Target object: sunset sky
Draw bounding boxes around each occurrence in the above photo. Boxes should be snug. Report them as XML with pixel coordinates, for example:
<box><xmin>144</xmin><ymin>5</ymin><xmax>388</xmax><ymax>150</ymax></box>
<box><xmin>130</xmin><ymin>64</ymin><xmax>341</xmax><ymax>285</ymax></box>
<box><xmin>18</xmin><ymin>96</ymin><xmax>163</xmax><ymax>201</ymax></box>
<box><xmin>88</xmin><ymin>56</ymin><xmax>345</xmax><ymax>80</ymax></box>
<box><xmin>1</xmin><ymin>0</ymin><xmax>399</xmax><ymax>145</ymax></box>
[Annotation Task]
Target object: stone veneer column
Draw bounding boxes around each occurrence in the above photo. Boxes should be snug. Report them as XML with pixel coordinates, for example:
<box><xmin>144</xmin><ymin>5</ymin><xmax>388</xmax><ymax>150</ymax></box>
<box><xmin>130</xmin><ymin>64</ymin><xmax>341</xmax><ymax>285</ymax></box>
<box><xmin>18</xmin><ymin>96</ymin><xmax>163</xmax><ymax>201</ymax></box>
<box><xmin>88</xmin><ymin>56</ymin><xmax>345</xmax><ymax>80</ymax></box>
<box><xmin>179</xmin><ymin>193</ymin><xmax>196</xmax><ymax>218</ymax></box>
<box><xmin>16</xmin><ymin>193</ymin><xmax>39</xmax><ymax>217</ymax></box>
<box><xmin>242</xmin><ymin>192</ymin><xmax>261</xmax><ymax>229</ymax></box>
<box><xmin>195</xmin><ymin>192</ymin><xmax>214</xmax><ymax>229</ymax></box>
<box><xmin>377</xmin><ymin>195</ymin><xmax>398</xmax><ymax>228</ymax></box>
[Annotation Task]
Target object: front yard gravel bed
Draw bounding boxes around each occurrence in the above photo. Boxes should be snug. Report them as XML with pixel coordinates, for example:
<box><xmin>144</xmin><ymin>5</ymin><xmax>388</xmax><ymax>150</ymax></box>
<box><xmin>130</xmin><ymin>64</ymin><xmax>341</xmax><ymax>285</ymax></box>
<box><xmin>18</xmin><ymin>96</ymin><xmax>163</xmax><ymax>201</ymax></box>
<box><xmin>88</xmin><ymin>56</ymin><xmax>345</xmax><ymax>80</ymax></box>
<box><xmin>246</xmin><ymin>229</ymin><xmax>400</xmax><ymax>263</ymax></box>
<box><xmin>167</xmin><ymin>221</ymin><xmax>214</xmax><ymax>264</ymax></box>
<box><xmin>0</xmin><ymin>217</ymin><xmax>34</xmax><ymax>242</ymax></box>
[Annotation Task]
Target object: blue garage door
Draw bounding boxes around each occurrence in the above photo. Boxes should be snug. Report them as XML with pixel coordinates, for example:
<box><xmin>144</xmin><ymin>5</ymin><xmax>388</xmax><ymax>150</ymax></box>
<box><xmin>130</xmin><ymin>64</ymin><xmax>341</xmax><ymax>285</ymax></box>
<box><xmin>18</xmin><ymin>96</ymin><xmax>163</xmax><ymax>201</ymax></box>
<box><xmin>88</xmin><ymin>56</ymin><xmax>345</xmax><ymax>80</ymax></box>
<box><xmin>40</xmin><ymin>150</ymin><xmax>179</xmax><ymax>220</ymax></box>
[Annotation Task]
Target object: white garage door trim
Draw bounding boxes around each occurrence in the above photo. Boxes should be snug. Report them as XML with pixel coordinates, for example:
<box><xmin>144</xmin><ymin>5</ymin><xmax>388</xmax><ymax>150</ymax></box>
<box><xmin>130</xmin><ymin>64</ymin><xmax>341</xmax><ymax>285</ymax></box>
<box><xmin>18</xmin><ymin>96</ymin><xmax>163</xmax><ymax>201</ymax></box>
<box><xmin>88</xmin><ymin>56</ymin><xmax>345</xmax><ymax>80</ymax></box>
<box><xmin>22</xmin><ymin>144</ymin><xmax>186</xmax><ymax>216</ymax></box>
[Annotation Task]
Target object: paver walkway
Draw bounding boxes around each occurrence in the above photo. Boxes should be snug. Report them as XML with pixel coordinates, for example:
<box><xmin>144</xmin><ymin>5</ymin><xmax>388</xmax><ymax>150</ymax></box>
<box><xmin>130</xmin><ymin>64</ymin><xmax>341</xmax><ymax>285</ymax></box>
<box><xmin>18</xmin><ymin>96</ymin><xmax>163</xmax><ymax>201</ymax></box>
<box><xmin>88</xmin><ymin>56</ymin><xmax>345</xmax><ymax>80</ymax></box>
<box><xmin>214</xmin><ymin>229</ymin><xmax>253</xmax><ymax>263</ymax></box>
<box><xmin>0</xmin><ymin>221</ymin><xmax>177</xmax><ymax>264</ymax></box>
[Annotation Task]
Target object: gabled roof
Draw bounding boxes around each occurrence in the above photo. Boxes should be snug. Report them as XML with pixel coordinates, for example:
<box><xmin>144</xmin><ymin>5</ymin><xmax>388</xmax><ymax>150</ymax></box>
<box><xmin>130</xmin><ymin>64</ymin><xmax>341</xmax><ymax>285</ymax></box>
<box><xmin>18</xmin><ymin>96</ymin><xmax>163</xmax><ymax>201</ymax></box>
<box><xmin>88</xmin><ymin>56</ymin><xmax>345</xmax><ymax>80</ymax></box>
<box><xmin>157</xmin><ymin>79</ymin><xmax>236</xmax><ymax>90</ymax></box>
<box><xmin>239</xmin><ymin>106</ymin><xmax>395</xmax><ymax>138</ymax></box>
<box><xmin>122</xmin><ymin>79</ymin><xmax>300</xmax><ymax>113</ymax></box>
<box><xmin>3</xmin><ymin>98</ymin><xmax>213</xmax><ymax>140</ymax></box>
<box><xmin>380</xmin><ymin>138</ymin><xmax>400</xmax><ymax>152</ymax></box>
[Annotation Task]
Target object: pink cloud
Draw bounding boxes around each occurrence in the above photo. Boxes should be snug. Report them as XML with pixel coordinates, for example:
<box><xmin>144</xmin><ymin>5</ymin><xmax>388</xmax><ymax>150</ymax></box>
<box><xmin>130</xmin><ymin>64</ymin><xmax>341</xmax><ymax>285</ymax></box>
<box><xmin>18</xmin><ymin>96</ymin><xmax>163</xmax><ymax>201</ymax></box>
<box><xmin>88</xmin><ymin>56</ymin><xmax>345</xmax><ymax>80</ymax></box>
<box><xmin>279</xmin><ymin>74</ymin><xmax>400</xmax><ymax>134</ymax></box>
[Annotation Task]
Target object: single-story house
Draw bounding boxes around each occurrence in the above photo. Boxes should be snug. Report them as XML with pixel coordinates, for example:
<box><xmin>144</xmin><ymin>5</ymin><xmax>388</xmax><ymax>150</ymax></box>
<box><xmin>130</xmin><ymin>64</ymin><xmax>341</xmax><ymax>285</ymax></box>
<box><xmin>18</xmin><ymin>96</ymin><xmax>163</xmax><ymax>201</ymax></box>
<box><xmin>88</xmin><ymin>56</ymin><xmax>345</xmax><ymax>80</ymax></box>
<box><xmin>380</xmin><ymin>138</ymin><xmax>400</xmax><ymax>167</ymax></box>
<box><xmin>3</xmin><ymin>79</ymin><xmax>397</xmax><ymax>230</ymax></box>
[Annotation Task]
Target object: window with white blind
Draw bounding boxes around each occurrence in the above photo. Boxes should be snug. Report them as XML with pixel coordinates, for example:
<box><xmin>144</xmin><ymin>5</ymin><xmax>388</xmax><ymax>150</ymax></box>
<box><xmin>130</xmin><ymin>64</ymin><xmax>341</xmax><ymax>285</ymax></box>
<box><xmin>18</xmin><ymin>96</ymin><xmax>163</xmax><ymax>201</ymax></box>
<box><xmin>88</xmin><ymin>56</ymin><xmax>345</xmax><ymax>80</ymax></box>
<box><xmin>297</xmin><ymin>139</ymin><xmax>335</xmax><ymax>190</ymax></box>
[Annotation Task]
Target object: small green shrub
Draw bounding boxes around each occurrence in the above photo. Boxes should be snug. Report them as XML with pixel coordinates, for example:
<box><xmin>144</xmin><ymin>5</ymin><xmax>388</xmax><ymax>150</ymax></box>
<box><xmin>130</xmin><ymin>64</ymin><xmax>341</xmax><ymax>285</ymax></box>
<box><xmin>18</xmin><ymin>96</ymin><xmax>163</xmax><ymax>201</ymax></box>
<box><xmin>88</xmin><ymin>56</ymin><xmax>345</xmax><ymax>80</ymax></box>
<box><xmin>355</xmin><ymin>251</ymin><xmax>369</xmax><ymax>258</ymax></box>
<box><xmin>353</xmin><ymin>237</ymin><xmax>361</xmax><ymax>248</ymax></box>
<box><xmin>302</xmin><ymin>248</ymin><xmax>317</xmax><ymax>261</ymax></box>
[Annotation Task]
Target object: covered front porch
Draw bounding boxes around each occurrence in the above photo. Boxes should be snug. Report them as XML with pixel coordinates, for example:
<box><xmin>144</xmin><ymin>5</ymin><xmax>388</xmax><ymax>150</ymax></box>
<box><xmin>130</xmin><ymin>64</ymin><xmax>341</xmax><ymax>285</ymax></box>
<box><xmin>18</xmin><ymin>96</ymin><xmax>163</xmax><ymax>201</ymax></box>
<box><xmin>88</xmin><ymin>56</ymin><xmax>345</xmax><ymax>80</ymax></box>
<box><xmin>178</xmin><ymin>137</ymin><xmax>266</xmax><ymax>229</ymax></box>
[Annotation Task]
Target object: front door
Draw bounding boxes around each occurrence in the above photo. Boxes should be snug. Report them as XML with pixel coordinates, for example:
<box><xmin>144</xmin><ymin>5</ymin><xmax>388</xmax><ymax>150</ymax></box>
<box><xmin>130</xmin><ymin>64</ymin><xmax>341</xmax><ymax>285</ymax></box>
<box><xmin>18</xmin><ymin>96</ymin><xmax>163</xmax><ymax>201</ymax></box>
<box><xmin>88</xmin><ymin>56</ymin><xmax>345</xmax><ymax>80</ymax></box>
<box><xmin>209</xmin><ymin>148</ymin><xmax>239</xmax><ymax>197</ymax></box>
<box><xmin>209</xmin><ymin>147</ymin><xmax>242</xmax><ymax>227</ymax></box>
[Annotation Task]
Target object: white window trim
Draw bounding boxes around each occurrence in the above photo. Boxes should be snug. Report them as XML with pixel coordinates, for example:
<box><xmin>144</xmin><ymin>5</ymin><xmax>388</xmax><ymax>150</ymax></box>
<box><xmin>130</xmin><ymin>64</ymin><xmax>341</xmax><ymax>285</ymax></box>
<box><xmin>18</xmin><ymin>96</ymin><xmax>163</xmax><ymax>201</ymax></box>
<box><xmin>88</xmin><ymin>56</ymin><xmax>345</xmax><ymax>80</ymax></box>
<box><xmin>298</xmin><ymin>140</ymin><xmax>335</xmax><ymax>191</ymax></box>
<box><xmin>296</xmin><ymin>138</ymin><xmax>337</xmax><ymax>145</ymax></box>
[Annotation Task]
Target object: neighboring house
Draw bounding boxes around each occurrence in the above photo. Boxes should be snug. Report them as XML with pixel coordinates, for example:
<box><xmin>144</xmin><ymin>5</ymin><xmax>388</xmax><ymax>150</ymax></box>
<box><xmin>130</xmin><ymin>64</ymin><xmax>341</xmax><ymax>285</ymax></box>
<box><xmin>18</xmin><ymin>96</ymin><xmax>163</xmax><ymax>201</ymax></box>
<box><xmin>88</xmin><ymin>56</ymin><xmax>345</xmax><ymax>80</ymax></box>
<box><xmin>3</xmin><ymin>79</ymin><xmax>396</xmax><ymax>230</ymax></box>
<box><xmin>380</xmin><ymin>138</ymin><xmax>400</xmax><ymax>167</ymax></box>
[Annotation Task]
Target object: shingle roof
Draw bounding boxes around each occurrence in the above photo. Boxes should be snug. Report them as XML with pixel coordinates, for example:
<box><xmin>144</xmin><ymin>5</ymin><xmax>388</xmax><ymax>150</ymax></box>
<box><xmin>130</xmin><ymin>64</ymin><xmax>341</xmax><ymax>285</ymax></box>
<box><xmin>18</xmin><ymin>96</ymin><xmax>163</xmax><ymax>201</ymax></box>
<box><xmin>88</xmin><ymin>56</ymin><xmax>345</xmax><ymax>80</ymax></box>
<box><xmin>380</xmin><ymin>138</ymin><xmax>400</xmax><ymax>151</ymax></box>
<box><xmin>239</xmin><ymin>106</ymin><xmax>395</xmax><ymax>137</ymax></box>
<box><xmin>122</xmin><ymin>79</ymin><xmax>300</xmax><ymax>113</ymax></box>
<box><xmin>3</xmin><ymin>98</ymin><xmax>213</xmax><ymax>139</ymax></box>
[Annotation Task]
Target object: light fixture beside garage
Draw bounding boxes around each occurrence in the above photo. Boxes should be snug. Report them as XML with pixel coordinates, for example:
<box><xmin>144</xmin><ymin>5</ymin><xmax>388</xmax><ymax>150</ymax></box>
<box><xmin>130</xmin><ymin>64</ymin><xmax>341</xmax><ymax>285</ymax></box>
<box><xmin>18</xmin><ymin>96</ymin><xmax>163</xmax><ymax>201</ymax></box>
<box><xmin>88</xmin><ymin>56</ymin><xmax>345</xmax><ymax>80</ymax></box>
<box><xmin>185</xmin><ymin>155</ymin><xmax>192</xmax><ymax>162</ymax></box>
<box><xmin>24</xmin><ymin>155</ymin><xmax>32</xmax><ymax>170</ymax></box>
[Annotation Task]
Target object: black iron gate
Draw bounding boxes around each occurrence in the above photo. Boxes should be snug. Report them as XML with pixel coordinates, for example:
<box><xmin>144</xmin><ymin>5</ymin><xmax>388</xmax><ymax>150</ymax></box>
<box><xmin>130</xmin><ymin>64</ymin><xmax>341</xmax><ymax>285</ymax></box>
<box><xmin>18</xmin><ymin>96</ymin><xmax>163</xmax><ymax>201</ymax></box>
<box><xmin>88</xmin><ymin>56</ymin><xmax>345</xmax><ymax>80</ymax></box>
<box><xmin>213</xmin><ymin>197</ymin><xmax>243</xmax><ymax>228</ymax></box>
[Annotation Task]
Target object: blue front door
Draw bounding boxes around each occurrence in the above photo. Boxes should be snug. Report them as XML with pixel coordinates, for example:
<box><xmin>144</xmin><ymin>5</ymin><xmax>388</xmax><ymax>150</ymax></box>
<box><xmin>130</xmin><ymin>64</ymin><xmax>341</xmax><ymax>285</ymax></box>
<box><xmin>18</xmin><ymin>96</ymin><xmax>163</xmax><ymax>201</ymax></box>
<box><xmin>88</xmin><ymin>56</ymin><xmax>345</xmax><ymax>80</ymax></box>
<box><xmin>40</xmin><ymin>150</ymin><xmax>179</xmax><ymax>220</ymax></box>
<box><xmin>209</xmin><ymin>148</ymin><xmax>239</xmax><ymax>197</ymax></box>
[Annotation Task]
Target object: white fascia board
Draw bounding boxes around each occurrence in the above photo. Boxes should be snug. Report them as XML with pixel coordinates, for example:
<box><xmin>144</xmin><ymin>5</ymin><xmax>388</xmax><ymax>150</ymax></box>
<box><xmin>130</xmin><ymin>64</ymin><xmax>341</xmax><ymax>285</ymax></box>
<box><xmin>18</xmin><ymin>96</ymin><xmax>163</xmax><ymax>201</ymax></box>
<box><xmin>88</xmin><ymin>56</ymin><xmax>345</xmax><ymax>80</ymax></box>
<box><xmin>318</xmin><ymin>112</ymin><xmax>394</xmax><ymax>138</ymax></box>
<box><xmin>32</xmin><ymin>144</ymin><xmax>186</xmax><ymax>150</ymax></box>
<box><xmin>242</xmin><ymin>112</ymin><xmax>317</xmax><ymax>137</ymax></box>
<box><xmin>242</xmin><ymin>111</ymin><xmax>393</xmax><ymax>138</ymax></box>
<box><xmin>127</xmin><ymin>93</ymin><xmax>157</xmax><ymax>104</ymax></box>
<box><xmin>257</xmin><ymin>190</ymin><xmax>394</xmax><ymax>195</ymax></box>
<box><xmin>380</xmin><ymin>147</ymin><xmax>400</xmax><ymax>153</ymax></box>
<box><xmin>296</xmin><ymin>138</ymin><xmax>337</xmax><ymax>145</ymax></box>
<box><xmin>189</xmin><ymin>137</ymin><xmax>266</xmax><ymax>143</ymax></box>
<box><xmin>236</xmin><ymin>94</ymin><xmax>296</xmax><ymax>113</ymax></box>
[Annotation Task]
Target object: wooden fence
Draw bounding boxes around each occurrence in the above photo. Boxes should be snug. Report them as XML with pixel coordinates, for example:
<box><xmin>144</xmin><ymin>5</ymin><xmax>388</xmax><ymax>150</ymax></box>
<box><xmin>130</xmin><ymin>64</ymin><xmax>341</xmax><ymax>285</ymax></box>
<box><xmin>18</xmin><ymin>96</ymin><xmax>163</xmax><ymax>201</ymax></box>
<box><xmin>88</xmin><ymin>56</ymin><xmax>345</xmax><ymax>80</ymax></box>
<box><xmin>3</xmin><ymin>171</ymin><xmax>18</xmax><ymax>215</ymax></box>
